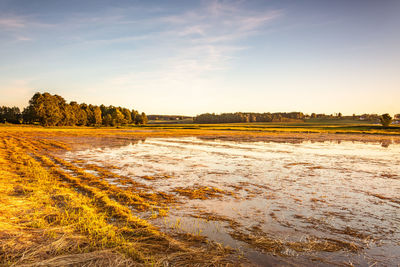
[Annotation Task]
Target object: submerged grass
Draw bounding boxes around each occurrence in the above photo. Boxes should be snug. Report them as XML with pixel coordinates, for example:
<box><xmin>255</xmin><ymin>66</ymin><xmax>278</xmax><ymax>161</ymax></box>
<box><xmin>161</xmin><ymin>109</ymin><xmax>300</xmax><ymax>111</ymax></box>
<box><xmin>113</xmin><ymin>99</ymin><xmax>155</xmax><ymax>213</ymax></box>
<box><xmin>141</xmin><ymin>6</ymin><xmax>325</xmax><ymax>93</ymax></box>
<box><xmin>0</xmin><ymin>128</ymin><xmax>239</xmax><ymax>266</ymax></box>
<box><xmin>173</xmin><ymin>185</ymin><xmax>235</xmax><ymax>200</ymax></box>
<box><xmin>230</xmin><ymin>231</ymin><xmax>360</xmax><ymax>256</ymax></box>
<box><xmin>0</xmin><ymin>125</ymin><xmax>397</xmax><ymax>266</ymax></box>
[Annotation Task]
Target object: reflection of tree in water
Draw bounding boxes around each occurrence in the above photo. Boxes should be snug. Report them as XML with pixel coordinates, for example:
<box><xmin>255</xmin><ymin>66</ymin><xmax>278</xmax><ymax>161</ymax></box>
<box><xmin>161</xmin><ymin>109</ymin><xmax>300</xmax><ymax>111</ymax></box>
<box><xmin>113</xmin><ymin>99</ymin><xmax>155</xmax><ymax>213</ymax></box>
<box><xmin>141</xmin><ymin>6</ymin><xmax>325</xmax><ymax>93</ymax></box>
<box><xmin>55</xmin><ymin>136</ymin><xmax>147</xmax><ymax>151</ymax></box>
<box><xmin>198</xmin><ymin>135</ymin><xmax>400</xmax><ymax>146</ymax></box>
<box><xmin>197</xmin><ymin>136</ymin><xmax>304</xmax><ymax>144</ymax></box>
<box><xmin>381</xmin><ymin>140</ymin><xmax>392</xmax><ymax>148</ymax></box>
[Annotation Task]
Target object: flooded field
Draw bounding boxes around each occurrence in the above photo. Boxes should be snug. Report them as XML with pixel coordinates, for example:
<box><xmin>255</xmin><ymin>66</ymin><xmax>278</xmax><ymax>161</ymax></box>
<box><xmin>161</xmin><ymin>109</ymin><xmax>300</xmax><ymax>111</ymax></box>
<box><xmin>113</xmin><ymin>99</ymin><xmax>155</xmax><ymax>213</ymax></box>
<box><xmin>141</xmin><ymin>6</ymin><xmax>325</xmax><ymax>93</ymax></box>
<box><xmin>62</xmin><ymin>137</ymin><xmax>400</xmax><ymax>266</ymax></box>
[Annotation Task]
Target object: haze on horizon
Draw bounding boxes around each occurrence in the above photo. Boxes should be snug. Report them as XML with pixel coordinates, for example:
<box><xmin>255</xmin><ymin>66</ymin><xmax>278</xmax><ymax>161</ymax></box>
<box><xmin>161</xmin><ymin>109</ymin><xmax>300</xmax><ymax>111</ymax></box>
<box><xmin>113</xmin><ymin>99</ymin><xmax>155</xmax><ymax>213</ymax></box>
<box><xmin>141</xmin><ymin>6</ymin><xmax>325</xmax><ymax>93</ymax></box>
<box><xmin>0</xmin><ymin>0</ymin><xmax>399</xmax><ymax>116</ymax></box>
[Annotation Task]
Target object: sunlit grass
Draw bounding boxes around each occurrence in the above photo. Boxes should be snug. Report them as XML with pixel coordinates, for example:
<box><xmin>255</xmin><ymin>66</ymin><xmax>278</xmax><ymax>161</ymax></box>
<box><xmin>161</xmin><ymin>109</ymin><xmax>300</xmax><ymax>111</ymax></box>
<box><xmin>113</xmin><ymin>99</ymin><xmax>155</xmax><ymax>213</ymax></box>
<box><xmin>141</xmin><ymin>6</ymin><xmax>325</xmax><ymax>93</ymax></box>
<box><xmin>0</xmin><ymin>124</ymin><xmax>399</xmax><ymax>265</ymax></box>
<box><xmin>0</xmin><ymin>127</ymin><xmax>237</xmax><ymax>266</ymax></box>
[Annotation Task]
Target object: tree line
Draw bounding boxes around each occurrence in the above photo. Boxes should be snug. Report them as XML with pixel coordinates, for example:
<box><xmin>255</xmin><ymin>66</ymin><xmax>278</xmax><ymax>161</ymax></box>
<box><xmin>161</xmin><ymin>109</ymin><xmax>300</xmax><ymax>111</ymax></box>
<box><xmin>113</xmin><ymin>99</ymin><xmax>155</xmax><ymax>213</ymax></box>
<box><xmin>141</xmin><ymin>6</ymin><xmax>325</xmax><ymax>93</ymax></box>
<box><xmin>194</xmin><ymin>112</ymin><xmax>305</xmax><ymax>123</ymax></box>
<box><xmin>194</xmin><ymin>112</ymin><xmax>399</xmax><ymax>126</ymax></box>
<box><xmin>0</xmin><ymin>106</ymin><xmax>22</xmax><ymax>124</ymax></box>
<box><xmin>1</xmin><ymin>92</ymin><xmax>147</xmax><ymax>126</ymax></box>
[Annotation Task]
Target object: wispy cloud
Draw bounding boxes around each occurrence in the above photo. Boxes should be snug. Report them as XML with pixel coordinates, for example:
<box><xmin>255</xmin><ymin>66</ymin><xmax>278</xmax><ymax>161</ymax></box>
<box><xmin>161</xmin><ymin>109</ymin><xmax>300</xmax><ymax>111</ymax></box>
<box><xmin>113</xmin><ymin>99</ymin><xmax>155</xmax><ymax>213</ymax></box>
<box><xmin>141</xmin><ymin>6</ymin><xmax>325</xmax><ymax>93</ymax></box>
<box><xmin>178</xmin><ymin>25</ymin><xmax>208</xmax><ymax>36</ymax></box>
<box><xmin>84</xmin><ymin>0</ymin><xmax>282</xmax><ymax>102</ymax></box>
<box><xmin>0</xmin><ymin>14</ymin><xmax>54</xmax><ymax>43</ymax></box>
<box><xmin>0</xmin><ymin>15</ymin><xmax>54</xmax><ymax>29</ymax></box>
<box><xmin>109</xmin><ymin>2</ymin><xmax>278</xmax><ymax>75</ymax></box>
<box><xmin>0</xmin><ymin>17</ymin><xmax>26</xmax><ymax>29</ymax></box>
<box><xmin>0</xmin><ymin>1</ymin><xmax>283</xmax><ymax>110</ymax></box>
<box><xmin>63</xmin><ymin>0</ymin><xmax>281</xmax><ymax>54</ymax></box>
<box><xmin>15</xmin><ymin>36</ymin><xmax>32</xmax><ymax>41</ymax></box>
<box><xmin>151</xmin><ymin>0</ymin><xmax>282</xmax><ymax>74</ymax></box>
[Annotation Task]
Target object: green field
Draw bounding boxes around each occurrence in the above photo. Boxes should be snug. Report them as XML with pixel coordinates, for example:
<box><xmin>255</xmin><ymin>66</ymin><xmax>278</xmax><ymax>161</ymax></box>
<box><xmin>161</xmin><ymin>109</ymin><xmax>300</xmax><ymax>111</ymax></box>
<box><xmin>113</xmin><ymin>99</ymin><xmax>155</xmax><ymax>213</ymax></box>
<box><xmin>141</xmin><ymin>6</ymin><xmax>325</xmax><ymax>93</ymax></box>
<box><xmin>144</xmin><ymin>120</ymin><xmax>400</xmax><ymax>135</ymax></box>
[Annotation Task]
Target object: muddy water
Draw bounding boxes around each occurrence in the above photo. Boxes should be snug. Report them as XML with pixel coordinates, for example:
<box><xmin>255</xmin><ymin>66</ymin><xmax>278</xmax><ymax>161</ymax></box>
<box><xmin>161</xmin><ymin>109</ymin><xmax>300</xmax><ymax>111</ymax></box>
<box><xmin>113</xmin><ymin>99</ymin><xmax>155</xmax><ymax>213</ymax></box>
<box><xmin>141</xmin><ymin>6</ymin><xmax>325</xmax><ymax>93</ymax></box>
<box><xmin>63</xmin><ymin>137</ymin><xmax>400</xmax><ymax>266</ymax></box>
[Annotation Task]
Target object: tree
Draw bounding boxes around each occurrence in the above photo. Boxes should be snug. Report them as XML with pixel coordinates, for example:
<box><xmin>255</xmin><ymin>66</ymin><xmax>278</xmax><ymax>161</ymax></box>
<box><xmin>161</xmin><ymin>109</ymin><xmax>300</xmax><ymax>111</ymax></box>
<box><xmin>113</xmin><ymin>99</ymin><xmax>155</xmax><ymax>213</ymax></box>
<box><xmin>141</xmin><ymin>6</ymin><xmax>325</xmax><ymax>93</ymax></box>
<box><xmin>22</xmin><ymin>105</ymin><xmax>35</xmax><ymax>124</ymax></box>
<box><xmin>131</xmin><ymin>110</ymin><xmax>140</xmax><ymax>124</ymax></box>
<box><xmin>141</xmin><ymin>112</ymin><xmax>148</xmax><ymax>124</ymax></box>
<box><xmin>6</xmin><ymin>92</ymin><xmax>146</xmax><ymax>127</ymax></box>
<box><xmin>111</xmin><ymin>108</ymin><xmax>125</xmax><ymax>126</ymax></box>
<box><xmin>83</xmin><ymin>104</ymin><xmax>94</xmax><ymax>126</ymax></box>
<box><xmin>70</xmin><ymin>102</ymin><xmax>87</xmax><ymax>126</ymax></box>
<box><xmin>103</xmin><ymin>114</ymin><xmax>112</xmax><ymax>126</ymax></box>
<box><xmin>0</xmin><ymin>106</ymin><xmax>21</xmax><ymax>123</ymax></box>
<box><xmin>380</xmin><ymin>113</ymin><xmax>392</xmax><ymax>127</ymax></box>
<box><xmin>93</xmin><ymin>106</ymin><xmax>102</xmax><ymax>126</ymax></box>
<box><xmin>193</xmin><ymin>112</ymin><xmax>307</xmax><ymax>123</ymax></box>
<box><xmin>121</xmin><ymin>108</ymin><xmax>132</xmax><ymax>124</ymax></box>
<box><xmin>25</xmin><ymin>92</ymin><xmax>64</xmax><ymax>126</ymax></box>
<box><xmin>61</xmin><ymin>104</ymin><xmax>77</xmax><ymax>126</ymax></box>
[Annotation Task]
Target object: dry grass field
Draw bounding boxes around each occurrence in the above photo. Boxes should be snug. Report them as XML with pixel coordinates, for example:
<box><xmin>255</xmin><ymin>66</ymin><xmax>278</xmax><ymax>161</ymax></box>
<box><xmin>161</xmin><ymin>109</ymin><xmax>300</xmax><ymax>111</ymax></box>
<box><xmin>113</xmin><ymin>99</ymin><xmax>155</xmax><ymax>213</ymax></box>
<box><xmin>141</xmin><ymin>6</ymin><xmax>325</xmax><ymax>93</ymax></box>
<box><xmin>1</xmin><ymin>125</ymin><xmax>399</xmax><ymax>266</ymax></box>
<box><xmin>0</xmin><ymin>126</ymin><xmax>240</xmax><ymax>266</ymax></box>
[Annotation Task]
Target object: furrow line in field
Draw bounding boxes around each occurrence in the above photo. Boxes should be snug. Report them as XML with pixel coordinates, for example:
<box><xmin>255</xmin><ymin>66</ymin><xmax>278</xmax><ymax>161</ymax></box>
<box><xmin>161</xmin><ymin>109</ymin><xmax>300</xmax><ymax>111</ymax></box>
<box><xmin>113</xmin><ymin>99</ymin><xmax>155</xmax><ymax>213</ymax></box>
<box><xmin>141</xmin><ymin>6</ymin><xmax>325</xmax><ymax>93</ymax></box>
<box><xmin>33</xmin><ymin>153</ymin><xmax>159</xmax><ymax>230</ymax></box>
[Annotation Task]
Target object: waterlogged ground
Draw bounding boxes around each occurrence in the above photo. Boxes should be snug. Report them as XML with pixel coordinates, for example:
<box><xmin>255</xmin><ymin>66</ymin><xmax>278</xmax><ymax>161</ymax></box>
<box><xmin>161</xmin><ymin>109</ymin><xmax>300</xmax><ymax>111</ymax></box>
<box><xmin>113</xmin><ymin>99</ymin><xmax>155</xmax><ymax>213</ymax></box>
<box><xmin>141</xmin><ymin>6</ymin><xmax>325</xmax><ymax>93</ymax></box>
<box><xmin>62</xmin><ymin>137</ymin><xmax>400</xmax><ymax>266</ymax></box>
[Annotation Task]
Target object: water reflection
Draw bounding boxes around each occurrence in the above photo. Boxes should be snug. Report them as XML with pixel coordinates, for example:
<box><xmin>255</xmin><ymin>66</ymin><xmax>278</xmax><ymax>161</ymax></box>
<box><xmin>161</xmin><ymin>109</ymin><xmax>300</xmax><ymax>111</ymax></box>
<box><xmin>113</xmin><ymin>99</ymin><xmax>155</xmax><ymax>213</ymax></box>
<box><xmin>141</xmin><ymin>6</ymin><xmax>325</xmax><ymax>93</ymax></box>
<box><xmin>63</xmin><ymin>137</ymin><xmax>400</xmax><ymax>266</ymax></box>
<box><xmin>197</xmin><ymin>136</ymin><xmax>397</xmax><ymax>148</ymax></box>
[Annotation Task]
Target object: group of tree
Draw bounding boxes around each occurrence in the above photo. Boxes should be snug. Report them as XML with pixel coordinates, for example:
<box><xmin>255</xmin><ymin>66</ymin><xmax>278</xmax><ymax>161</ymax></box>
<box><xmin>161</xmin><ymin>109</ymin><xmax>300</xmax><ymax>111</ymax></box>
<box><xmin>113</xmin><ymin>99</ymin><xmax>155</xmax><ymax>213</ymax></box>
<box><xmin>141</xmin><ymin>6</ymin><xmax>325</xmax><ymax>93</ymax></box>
<box><xmin>1</xmin><ymin>92</ymin><xmax>147</xmax><ymax>127</ymax></box>
<box><xmin>0</xmin><ymin>106</ymin><xmax>22</xmax><ymax>124</ymax></box>
<box><xmin>380</xmin><ymin>113</ymin><xmax>393</xmax><ymax>127</ymax></box>
<box><xmin>194</xmin><ymin>112</ymin><xmax>305</xmax><ymax>123</ymax></box>
<box><xmin>194</xmin><ymin>111</ymin><xmax>399</xmax><ymax>126</ymax></box>
<box><xmin>309</xmin><ymin>113</ymin><xmax>344</xmax><ymax>119</ymax></box>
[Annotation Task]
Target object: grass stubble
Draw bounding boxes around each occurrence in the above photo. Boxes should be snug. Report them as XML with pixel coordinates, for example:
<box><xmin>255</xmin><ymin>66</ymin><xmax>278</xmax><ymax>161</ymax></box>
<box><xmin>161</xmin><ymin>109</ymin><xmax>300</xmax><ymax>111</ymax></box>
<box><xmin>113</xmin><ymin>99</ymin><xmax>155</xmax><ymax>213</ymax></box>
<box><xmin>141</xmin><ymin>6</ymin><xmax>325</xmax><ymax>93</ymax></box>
<box><xmin>1</xmin><ymin>125</ymin><xmax>398</xmax><ymax>266</ymax></box>
<box><xmin>0</xmin><ymin>128</ymin><xmax>238</xmax><ymax>267</ymax></box>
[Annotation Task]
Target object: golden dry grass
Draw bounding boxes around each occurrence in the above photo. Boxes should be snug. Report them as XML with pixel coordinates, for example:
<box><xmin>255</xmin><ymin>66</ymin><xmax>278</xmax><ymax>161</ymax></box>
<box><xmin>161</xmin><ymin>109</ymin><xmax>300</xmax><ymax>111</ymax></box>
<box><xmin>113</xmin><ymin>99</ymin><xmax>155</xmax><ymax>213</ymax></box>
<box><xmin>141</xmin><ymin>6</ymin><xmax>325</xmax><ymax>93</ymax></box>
<box><xmin>1</xmin><ymin>124</ymin><xmax>397</xmax><ymax>266</ymax></box>
<box><xmin>173</xmin><ymin>186</ymin><xmax>235</xmax><ymax>200</ymax></box>
<box><xmin>0</xmin><ymin>126</ymin><xmax>241</xmax><ymax>266</ymax></box>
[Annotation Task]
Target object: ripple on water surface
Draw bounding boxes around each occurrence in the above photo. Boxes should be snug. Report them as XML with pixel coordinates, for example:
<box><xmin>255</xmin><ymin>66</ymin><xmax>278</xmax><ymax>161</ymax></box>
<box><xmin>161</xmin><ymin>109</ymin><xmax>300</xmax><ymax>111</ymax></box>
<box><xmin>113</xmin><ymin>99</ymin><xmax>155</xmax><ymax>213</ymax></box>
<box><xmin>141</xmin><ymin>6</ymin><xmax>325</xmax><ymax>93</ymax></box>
<box><xmin>63</xmin><ymin>137</ymin><xmax>400</xmax><ymax>266</ymax></box>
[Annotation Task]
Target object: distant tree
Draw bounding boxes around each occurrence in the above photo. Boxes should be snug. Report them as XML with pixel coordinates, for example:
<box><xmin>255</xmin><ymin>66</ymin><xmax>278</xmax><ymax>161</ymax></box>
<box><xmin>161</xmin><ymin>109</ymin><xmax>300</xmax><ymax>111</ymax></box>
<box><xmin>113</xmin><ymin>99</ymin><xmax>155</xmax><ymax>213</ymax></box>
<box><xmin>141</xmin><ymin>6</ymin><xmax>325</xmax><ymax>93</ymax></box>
<box><xmin>103</xmin><ymin>114</ymin><xmax>112</xmax><ymax>126</ymax></box>
<box><xmin>132</xmin><ymin>110</ymin><xmax>140</xmax><ymax>124</ymax></box>
<box><xmin>61</xmin><ymin>104</ymin><xmax>77</xmax><ymax>126</ymax></box>
<box><xmin>134</xmin><ymin>112</ymin><xmax>148</xmax><ymax>125</ymax></box>
<box><xmin>141</xmin><ymin>112</ymin><xmax>148</xmax><ymax>124</ymax></box>
<box><xmin>93</xmin><ymin>106</ymin><xmax>102</xmax><ymax>126</ymax></box>
<box><xmin>111</xmin><ymin>108</ymin><xmax>125</xmax><ymax>126</ymax></box>
<box><xmin>100</xmin><ymin>104</ymin><xmax>107</xmax><ymax>117</ymax></box>
<box><xmin>194</xmin><ymin>112</ymin><xmax>307</xmax><ymax>123</ymax></box>
<box><xmin>15</xmin><ymin>92</ymin><xmax>144</xmax><ymax>127</ymax></box>
<box><xmin>71</xmin><ymin>104</ymin><xmax>87</xmax><ymax>126</ymax></box>
<box><xmin>121</xmin><ymin>108</ymin><xmax>132</xmax><ymax>124</ymax></box>
<box><xmin>394</xmin><ymin>114</ymin><xmax>400</xmax><ymax>120</ymax></box>
<box><xmin>25</xmin><ymin>92</ymin><xmax>65</xmax><ymax>126</ymax></box>
<box><xmin>81</xmin><ymin>104</ymin><xmax>93</xmax><ymax>126</ymax></box>
<box><xmin>272</xmin><ymin>114</ymin><xmax>282</xmax><ymax>122</ymax></box>
<box><xmin>0</xmin><ymin>106</ymin><xmax>21</xmax><ymax>124</ymax></box>
<box><xmin>22</xmin><ymin>105</ymin><xmax>35</xmax><ymax>124</ymax></box>
<box><xmin>380</xmin><ymin>113</ymin><xmax>392</xmax><ymax>127</ymax></box>
<box><xmin>135</xmin><ymin>114</ymin><xmax>143</xmax><ymax>124</ymax></box>
<box><xmin>338</xmin><ymin>112</ymin><xmax>342</xmax><ymax>118</ymax></box>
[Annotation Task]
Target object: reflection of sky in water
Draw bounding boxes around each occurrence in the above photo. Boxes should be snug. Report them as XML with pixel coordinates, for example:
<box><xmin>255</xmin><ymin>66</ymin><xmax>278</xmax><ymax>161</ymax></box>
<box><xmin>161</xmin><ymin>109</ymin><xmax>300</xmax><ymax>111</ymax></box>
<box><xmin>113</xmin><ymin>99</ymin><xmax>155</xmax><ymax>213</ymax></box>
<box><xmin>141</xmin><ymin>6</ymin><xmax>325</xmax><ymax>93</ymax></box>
<box><xmin>64</xmin><ymin>137</ymin><xmax>400</xmax><ymax>266</ymax></box>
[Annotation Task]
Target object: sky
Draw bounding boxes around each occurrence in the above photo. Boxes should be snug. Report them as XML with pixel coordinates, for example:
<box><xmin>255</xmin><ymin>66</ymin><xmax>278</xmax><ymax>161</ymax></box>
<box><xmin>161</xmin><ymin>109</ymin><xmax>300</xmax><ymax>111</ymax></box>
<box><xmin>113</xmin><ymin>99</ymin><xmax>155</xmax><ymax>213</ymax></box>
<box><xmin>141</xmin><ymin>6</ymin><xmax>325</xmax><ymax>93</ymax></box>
<box><xmin>0</xmin><ymin>0</ymin><xmax>399</xmax><ymax>116</ymax></box>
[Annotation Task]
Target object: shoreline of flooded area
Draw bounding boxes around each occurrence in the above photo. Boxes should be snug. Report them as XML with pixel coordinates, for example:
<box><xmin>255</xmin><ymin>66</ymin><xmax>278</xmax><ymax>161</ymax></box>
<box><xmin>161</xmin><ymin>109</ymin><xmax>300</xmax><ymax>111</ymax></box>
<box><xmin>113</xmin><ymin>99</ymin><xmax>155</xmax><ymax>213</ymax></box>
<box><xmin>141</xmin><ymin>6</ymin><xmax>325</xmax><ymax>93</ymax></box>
<box><xmin>61</xmin><ymin>137</ymin><xmax>400</xmax><ymax>266</ymax></box>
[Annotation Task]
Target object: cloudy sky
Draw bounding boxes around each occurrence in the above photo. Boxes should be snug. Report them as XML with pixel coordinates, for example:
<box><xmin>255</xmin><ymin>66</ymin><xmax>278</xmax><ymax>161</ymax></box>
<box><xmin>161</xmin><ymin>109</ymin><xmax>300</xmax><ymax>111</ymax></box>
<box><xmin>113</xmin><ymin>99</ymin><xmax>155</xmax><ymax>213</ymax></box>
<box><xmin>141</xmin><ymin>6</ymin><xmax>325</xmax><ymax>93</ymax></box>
<box><xmin>0</xmin><ymin>0</ymin><xmax>399</xmax><ymax>115</ymax></box>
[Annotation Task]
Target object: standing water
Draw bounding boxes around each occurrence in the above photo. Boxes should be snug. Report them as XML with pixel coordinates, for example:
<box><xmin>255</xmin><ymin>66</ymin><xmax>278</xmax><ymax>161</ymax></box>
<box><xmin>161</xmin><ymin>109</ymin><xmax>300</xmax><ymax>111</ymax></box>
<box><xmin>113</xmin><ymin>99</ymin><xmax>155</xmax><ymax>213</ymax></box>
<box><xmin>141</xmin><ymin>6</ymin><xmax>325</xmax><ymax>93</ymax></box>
<box><xmin>63</xmin><ymin>137</ymin><xmax>400</xmax><ymax>266</ymax></box>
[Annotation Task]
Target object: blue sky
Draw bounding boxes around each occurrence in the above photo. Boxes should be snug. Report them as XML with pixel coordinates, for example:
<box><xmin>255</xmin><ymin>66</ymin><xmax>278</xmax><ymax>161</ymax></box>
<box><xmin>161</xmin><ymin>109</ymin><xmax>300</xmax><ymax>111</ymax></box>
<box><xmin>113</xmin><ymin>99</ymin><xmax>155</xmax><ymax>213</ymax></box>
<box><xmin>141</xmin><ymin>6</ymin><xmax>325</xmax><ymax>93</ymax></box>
<box><xmin>0</xmin><ymin>0</ymin><xmax>399</xmax><ymax>115</ymax></box>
